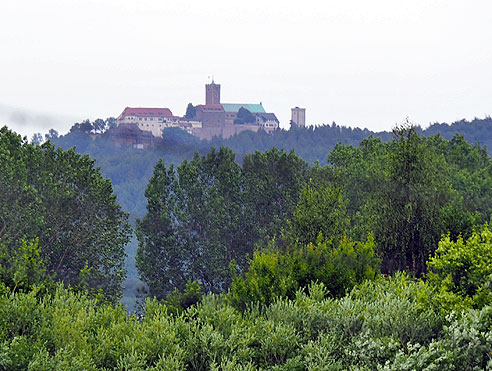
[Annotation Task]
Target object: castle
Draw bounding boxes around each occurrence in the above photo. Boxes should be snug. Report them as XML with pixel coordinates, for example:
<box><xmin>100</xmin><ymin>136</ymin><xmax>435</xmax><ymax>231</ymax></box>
<box><xmin>116</xmin><ymin>81</ymin><xmax>280</xmax><ymax>141</ymax></box>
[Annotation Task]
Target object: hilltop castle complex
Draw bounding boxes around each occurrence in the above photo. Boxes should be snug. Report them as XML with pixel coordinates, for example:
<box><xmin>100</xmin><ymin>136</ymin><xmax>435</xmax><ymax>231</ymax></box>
<box><xmin>116</xmin><ymin>81</ymin><xmax>297</xmax><ymax>142</ymax></box>
<box><xmin>117</xmin><ymin>80</ymin><xmax>292</xmax><ymax>139</ymax></box>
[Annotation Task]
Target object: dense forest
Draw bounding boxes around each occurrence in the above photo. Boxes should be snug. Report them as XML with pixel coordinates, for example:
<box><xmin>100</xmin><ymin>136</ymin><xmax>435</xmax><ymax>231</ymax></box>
<box><xmin>2</xmin><ymin>118</ymin><xmax>492</xmax><ymax>369</ymax></box>
<box><xmin>50</xmin><ymin>116</ymin><xmax>492</xmax><ymax>220</ymax></box>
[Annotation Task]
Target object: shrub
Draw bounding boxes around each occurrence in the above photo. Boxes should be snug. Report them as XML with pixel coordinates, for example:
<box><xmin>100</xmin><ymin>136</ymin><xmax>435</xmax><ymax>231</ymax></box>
<box><xmin>230</xmin><ymin>234</ymin><xmax>379</xmax><ymax>310</ymax></box>
<box><xmin>427</xmin><ymin>225</ymin><xmax>492</xmax><ymax>309</ymax></box>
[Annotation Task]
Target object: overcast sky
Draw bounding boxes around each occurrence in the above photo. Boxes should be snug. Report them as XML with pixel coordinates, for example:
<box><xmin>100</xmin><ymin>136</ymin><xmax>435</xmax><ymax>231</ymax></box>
<box><xmin>1</xmin><ymin>0</ymin><xmax>491</xmax><ymax>139</ymax></box>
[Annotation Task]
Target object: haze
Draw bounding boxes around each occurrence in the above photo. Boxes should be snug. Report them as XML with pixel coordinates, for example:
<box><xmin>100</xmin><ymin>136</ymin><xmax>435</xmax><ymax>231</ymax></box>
<box><xmin>1</xmin><ymin>0</ymin><xmax>491</xmax><ymax>139</ymax></box>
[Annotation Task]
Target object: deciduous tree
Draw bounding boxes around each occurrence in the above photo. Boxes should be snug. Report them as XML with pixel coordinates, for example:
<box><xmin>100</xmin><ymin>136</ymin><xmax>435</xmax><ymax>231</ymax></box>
<box><xmin>0</xmin><ymin>127</ymin><xmax>131</xmax><ymax>301</ymax></box>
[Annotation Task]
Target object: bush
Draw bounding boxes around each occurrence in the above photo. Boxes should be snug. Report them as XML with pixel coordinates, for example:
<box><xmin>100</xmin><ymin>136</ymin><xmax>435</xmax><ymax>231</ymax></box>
<box><xmin>230</xmin><ymin>234</ymin><xmax>379</xmax><ymax>310</ymax></box>
<box><xmin>164</xmin><ymin>280</ymin><xmax>203</xmax><ymax>315</ymax></box>
<box><xmin>427</xmin><ymin>225</ymin><xmax>492</xmax><ymax>309</ymax></box>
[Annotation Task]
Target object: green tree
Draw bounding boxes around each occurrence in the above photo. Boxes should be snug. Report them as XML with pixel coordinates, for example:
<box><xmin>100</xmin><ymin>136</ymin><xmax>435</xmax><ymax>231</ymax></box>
<box><xmin>329</xmin><ymin>128</ymin><xmax>491</xmax><ymax>275</ymax></box>
<box><xmin>362</xmin><ymin>125</ymin><xmax>452</xmax><ymax>274</ymax></box>
<box><xmin>427</xmin><ymin>225</ymin><xmax>492</xmax><ymax>308</ymax></box>
<box><xmin>0</xmin><ymin>239</ymin><xmax>53</xmax><ymax>293</ymax></box>
<box><xmin>136</xmin><ymin>160</ymin><xmax>181</xmax><ymax>299</ymax></box>
<box><xmin>283</xmin><ymin>182</ymin><xmax>349</xmax><ymax>248</ymax></box>
<box><xmin>44</xmin><ymin>128</ymin><xmax>59</xmax><ymax>141</ymax></box>
<box><xmin>137</xmin><ymin>147</ymin><xmax>248</xmax><ymax>297</ymax></box>
<box><xmin>234</xmin><ymin>107</ymin><xmax>255</xmax><ymax>124</ymax></box>
<box><xmin>31</xmin><ymin>133</ymin><xmax>43</xmax><ymax>145</ymax></box>
<box><xmin>242</xmin><ymin>148</ymin><xmax>309</xmax><ymax>247</ymax></box>
<box><xmin>184</xmin><ymin>103</ymin><xmax>196</xmax><ymax>119</ymax></box>
<box><xmin>0</xmin><ymin>127</ymin><xmax>131</xmax><ymax>301</ymax></box>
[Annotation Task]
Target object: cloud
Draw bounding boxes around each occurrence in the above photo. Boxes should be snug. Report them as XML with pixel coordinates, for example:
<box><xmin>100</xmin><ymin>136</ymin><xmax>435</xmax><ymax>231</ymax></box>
<box><xmin>0</xmin><ymin>103</ymin><xmax>71</xmax><ymax>138</ymax></box>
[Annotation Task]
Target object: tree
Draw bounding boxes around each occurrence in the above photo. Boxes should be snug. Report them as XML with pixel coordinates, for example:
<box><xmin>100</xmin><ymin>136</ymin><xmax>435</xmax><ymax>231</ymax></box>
<box><xmin>137</xmin><ymin>147</ymin><xmax>248</xmax><ymax>298</ymax></box>
<box><xmin>427</xmin><ymin>225</ymin><xmax>492</xmax><ymax>308</ymax></box>
<box><xmin>360</xmin><ymin>125</ymin><xmax>454</xmax><ymax>274</ymax></box>
<box><xmin>106</xmin><ymin>117</ymin><xmax>117</xmax><ymax>130</ymax></box>
<box><xmin>136</xmin><ymin>161</ymin><xmax>181</xmax><ymax>299</ymax></box>
<box><xmin>79</xmin><ymin>119</ymin><xmax>94</xmax><ymax>133</ymax></box>
<box><xmin>184</xmin><ymin>103</ymin><xmax>196</xmax><ymax>120</ymax></box>
<box><xmin>44</xmin><ymin>128</ymin><xmax>59</xmax><ymax>142</ymax></box>
<box><xmin>242</xmin><ymin>148</ymin><xmax>309</xmax><ymax>247</ymax></box>
<box><xmin>137</xmin><ymin>147</ymin><xmax>311</xmax><ymax>299</ymax></box>
<box><xmin>282</xmin><ymin>182</ymin><xmax>349</xmax><ymax>248</ymax></box>
<box><xmin>0</xmin><ymin>238</ymin><xmax>54</xmax><ymax>293</ymax></box>
<box><xmin>31</xmin><ymin>133</ymin><xmax>43</xmax><ymax>145</ymax></box>
<box><xmin>234</xmin><ymin>107</ymin><xmax>255</xmax><ymax>124</ymax></box>
<box><xmin>0</xmin><ymin>127</ymin><xmax>131</xmax><ymax>301</ymax></box>
<box><xmin>230</xmin><ymin>234</ymin><xmax>379</xmax><ymax>309</ymax></box>
<box><xmin>93</xmin><ymin>118</ymin><xmax>106</xmax><ymax>133</ymax></box>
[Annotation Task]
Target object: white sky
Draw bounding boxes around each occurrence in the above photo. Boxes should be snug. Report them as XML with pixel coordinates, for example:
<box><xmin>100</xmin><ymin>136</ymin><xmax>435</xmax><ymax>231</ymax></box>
<box><xmin>1</xmin><ymin>0</ymin><xmax>491</xmax><ymax>139</ymax></box>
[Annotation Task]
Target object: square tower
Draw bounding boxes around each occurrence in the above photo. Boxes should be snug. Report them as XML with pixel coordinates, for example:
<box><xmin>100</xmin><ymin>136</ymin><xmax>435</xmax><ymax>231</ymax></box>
<box><xmin>291</xmin><ymin>107</ymin><xmax>306</xmax><ymax>127</ymax></box>
<box><xmin>206</xmin><ymin>81</ymin><xmax>221</xmax><ymax>105</ymax></box>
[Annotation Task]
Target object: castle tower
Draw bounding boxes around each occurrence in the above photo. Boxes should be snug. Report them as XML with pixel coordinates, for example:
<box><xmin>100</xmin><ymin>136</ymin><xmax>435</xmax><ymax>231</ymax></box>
<box><xmin>205</xmin><ymin>80</ymin><xmax>221</xmax><ymax>105</ymax></box>
<box><xmin>291</xmin><ymin>107</ymin><xmax>306</xmax><ymax>127</ymax></box>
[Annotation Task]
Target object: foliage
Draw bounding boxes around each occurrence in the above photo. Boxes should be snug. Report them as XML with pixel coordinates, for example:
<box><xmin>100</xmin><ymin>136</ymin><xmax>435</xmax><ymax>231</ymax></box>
<box><xmin>184</xmin><ymin>103</ymin><xmax>196</xmax><ymax>119</ymax></box>
<box><xmin>137</xmin><ymin>147</ymin><xmax>309</xmax><ymax>299</ymax></box>
<box><xmin>44</xmin><ymin>128</ymin><xmax>59</xmax><ymax>141</ymax></box>
<box><xmin>48</xmin><ymin>117</ymin><xmax>492</xmax><ymax>309</ymax></box>
<box><xmin>282</xmin><ymin>182</ymin><xmax>349</xmax><ymax>248</ymax></box>
<box><xmin>427</xmin><ymin>225</ymin><xmax>492</xmax><ymax>309</ymax></box>
<box><xmin>234</xmin><ymin>107</ymin><xmax>256</xmax><ymax>124</ymax></box>
<box><xmin>164</xmin><ymin>280</ymin><xmax>203</xmax><ymax>315</ymax></box>
<box><xmin>330</xmin><ymin>125</ymin><xmax>491</xmax><ymax>275</ymax></box>
<box><xmin>70</xmin><ymin>119</ymin><xmax>94</xmax><ymax>134</ymax></box>
<box><xmin>230</xmin><ymin>234</ymin><xmax>379</xmax><ymax>309</ymax></box>
<box><xmin>4</xmin><ymin>273</ymin><xmax>490</xmax><ymax>370</ymax></box>
<box><xmin>31</xmin><ymin>132</ymin><xmax>43</xmax><ymax>145</ymax></box>
<box><xmin>137</xmin><ymin>147</ymin><xmax>250</xmax><ymax>298</ymax></box>
<box><xmin>0</xmin><ymin>239</ymin><xmax>53</xmax><ymax>294</ymax></box>
<box><xmin>364</xmin><ymin>125</ymin><xmax>453</xmax><ymax>274</ymax></box>
<box><xmin>242</xmin><ymin>148</ymin><xmax>309</xmax><ymax>247</ymax></box>
<box><xmin>0</xmin><ymin>127</ymin><xmax>131</xmax><ymax>301</ymax></box>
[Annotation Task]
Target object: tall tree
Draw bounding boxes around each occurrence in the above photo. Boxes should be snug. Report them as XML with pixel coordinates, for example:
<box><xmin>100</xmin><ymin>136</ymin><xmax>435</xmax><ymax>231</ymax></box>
<box><xmin>105</xmin><ymin>117</ymin><xmax>117</xmax><ymax>130</ymax></box>
<box><xmin>242</xmin><ymin>148</ymin><xmax>309</xmax><ymax>247</ymax></box>
<box><xmin>137</xmin><ymin>147</ymin><xmax>247</xmax><ymax>297</ymax></box>
<box><xmin>234</xmin><ymin>107</ymin><xmax>255</xmax><ymax>124</ymax></box>
<box><xmin>184</xmin><ymin>103</ymin><xmax>196</xmax><ymax>120</ymax></box>
<box><xmin>136</xmin><ymin>161</ymin><xmax>181</xmax><ymax>299</ymax></box>
<box><xmin>93</xmin><ymin>118</ymin><xmax>106</xmax><ymax>133</ymax></box>
<box><xmin>360</xmin><ymin>126</ymin><xmax>453</xmax><ymax>274</ymax></box>
<box><xmin>31</xmin><ymin>133</ymin><xmax>43</xmax><ymax>145</ymax></box>
<box><xmin>137</xmin><ymin>147</ymin><xmax>310</xmax><ymax>298</ymax></box>
<box><xmin>44</xmin><ymin>128</ymin><xmax>59</xmax><ymax>141</ymax></box>
<box><xmin>0</xmin><ymin>127</ymin><xmax>131</xmax><ymax>301</ymax></box>
<box><xmin>282</xmin><ymin>182</ymin><xmax>349</xmax><ymax>248</ymax></box>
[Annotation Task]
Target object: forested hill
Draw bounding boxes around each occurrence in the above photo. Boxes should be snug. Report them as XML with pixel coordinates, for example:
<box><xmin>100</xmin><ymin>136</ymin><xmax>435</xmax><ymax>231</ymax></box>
<box><xmin>51</xmin><ymin>116</ymin><xmax>492</xmax><ymax>220</ymax></box>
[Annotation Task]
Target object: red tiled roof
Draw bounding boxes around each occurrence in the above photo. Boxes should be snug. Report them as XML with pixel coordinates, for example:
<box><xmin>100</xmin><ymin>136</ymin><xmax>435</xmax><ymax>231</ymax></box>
<box><xmin>120</xmin><ymin>107</ymin><xmax>173</xmax><ymax>118</ymax></box>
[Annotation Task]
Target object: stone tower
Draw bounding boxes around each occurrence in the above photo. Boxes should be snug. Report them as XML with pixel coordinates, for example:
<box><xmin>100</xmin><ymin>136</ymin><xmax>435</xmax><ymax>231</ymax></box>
<box><xmin>205</xmin><ymin>80</ymin><xmax>221</xmax><ymax>105</ymax></box>
<box><xmin>291</xmin><ymin>107</ymin><xmax>306</xmax><ymax>127</ymax></box>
